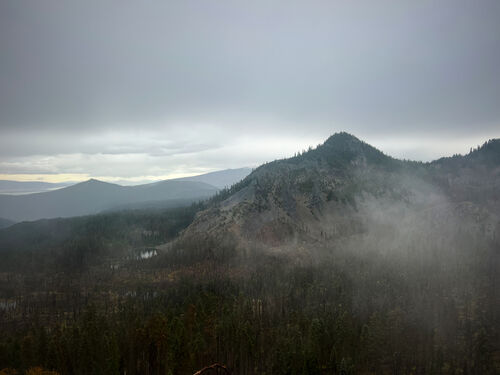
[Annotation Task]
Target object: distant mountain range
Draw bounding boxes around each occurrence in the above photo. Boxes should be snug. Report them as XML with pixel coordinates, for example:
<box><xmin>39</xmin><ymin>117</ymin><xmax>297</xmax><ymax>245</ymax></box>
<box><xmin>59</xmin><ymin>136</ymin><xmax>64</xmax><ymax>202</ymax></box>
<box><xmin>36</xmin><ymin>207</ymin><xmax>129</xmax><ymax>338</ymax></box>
<box><xmin>0</xmin><ymin>180</ymin><xmax>72</xmax><ymax>195</ymax></box>
<box><xmin>0</xmin><ymin>168</ymin><xmax>252</xmax><ymax>222</ymax></box>
<box><xmin>0</xmin><ymin>168</ymin><xmax>252</xmax><ymax>195</ymax></box>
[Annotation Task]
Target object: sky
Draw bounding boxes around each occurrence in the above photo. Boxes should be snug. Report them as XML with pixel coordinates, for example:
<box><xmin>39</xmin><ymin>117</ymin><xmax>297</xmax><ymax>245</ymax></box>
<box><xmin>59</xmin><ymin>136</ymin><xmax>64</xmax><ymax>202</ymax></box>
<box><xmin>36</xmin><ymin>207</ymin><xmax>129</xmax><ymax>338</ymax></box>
<box><xmin>0</xmin><ymin>0</ymin><xmax>499</xmax><ymax>183</ymax></box>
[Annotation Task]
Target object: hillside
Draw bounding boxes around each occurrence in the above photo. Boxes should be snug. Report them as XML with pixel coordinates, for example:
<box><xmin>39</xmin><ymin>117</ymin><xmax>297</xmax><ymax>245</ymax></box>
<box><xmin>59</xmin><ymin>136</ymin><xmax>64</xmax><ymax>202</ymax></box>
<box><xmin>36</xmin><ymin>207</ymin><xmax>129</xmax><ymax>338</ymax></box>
<box><xmin>0</xmin><ymin>217</ymin><xmax>15</xmax><ymax>229</ymax></box>
<box><xmin>175</xmin><ymin>167</ymin><xmax>252</xmax><ymax>189</ymax></box>
<box><xmin>183</xmin><ymin>133</ymin><xmax>500</xmax><ymax>247</ymax></box>
<box><xmin>0</xmin><ymin>179</ymin><xmax>218</xmax><ymax>222</ymax></box>
<box><xmin>0</xmin><ymin>168</ymin><xmax>254</xmax><ymax>222</ymax></box>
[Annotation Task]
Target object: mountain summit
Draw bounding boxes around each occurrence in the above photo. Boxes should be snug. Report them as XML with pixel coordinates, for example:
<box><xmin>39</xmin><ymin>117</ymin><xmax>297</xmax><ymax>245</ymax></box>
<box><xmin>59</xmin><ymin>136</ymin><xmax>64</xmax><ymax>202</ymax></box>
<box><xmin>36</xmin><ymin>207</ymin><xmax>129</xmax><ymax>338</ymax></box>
<box><xmin>290</xmin><ymin>132</ymin><xmax>396</xmax><ymax>170</ymax></box>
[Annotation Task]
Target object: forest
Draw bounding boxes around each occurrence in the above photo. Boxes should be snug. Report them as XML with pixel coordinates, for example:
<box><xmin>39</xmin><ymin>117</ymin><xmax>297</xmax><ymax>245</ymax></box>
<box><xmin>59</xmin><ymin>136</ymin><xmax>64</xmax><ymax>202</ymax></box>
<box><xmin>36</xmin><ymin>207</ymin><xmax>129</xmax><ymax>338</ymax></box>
<box><xmin>0</xmin><ymin>199</ymin><xmax>498</xmax><ymax>374</ymax></box>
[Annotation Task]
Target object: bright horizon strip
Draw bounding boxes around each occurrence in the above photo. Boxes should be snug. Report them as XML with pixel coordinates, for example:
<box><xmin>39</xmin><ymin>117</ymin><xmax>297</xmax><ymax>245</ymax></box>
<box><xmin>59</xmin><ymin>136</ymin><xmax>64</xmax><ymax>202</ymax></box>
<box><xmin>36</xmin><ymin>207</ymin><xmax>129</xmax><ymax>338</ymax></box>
<box><xmin>0</xmin><ymin>135</ymin><xmax>491</xmax><ymax>184</ymax></box>
<box><xmin>0</xmin><ymin>174</ymin><xmax>91</xmax><ymax>183</ymax></box>
<box><xmin>0</xmin><ymin>171</ymin><xmax>220</xmax><ymax>184</ymax></box>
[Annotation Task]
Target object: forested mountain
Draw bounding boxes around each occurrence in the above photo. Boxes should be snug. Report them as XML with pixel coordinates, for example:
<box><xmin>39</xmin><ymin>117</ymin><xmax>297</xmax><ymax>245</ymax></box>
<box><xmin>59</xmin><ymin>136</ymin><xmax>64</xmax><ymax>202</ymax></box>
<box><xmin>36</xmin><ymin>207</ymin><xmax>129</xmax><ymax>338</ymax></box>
<box><xmin>184</xmin><ymin>133</ymin><xmax>499</xmax><ymax>247</ymax></box>
<box><xmin>0</xmin><ymin>179</ymin><xmax>218</xmax><ymax>222</ymax></box>
<box><xmin>0</xmin><ymin>133</ymin><xmax>498</xmax><ymax>374</ymax></box>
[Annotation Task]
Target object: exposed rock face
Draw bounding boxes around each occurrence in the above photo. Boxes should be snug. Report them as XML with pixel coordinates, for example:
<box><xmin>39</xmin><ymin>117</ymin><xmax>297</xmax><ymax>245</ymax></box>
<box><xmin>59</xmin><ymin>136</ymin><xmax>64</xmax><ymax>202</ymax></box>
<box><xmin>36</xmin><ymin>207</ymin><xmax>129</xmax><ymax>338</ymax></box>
<box><xmin>183</xmin><ymin>133</ymin><xmax>500</xmax><ymax>249</ymax></box>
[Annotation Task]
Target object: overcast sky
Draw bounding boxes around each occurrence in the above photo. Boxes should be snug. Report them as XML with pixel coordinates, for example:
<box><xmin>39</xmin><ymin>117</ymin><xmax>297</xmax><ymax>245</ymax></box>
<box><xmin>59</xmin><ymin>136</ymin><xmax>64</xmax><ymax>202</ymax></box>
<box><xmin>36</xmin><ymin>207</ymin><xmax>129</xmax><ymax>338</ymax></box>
<box><xmin>1</xmin><ymin>0</ymin><xmax>499</xmax><ymax>183</ymax></box>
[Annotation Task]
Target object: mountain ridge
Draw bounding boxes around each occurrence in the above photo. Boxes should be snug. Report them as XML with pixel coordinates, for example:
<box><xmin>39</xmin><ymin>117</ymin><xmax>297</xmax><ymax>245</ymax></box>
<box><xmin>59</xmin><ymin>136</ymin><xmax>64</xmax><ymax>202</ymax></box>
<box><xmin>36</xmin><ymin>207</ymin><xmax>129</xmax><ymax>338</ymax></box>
<box><xmin>0</xmin><ymin>168</ymin><xmax>253</xmax><ymax>222</ymax></box>
<box><xmin>0</xmin><ymin>179</ymin><xmax>217</xmax><ymax>222</ymax></box>
<box><xmin>182</xmin><ymin>132</ymin><xmax>500</xmax><ymax>248</ymax></box>
<box><xmin>174</xmin><ymin>167</ymin><xmax>252</xmax><ymax>189</ymax></box>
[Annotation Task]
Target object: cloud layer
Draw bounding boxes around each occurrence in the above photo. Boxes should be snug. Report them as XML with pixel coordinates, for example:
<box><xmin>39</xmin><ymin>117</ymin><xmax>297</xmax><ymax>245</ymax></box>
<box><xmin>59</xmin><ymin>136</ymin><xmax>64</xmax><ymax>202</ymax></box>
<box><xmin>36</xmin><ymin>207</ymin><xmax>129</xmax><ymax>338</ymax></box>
<box><xmin>1</xmin><ymin>1</ymin><xmax>499</xmax><ymax>181</ymax></box>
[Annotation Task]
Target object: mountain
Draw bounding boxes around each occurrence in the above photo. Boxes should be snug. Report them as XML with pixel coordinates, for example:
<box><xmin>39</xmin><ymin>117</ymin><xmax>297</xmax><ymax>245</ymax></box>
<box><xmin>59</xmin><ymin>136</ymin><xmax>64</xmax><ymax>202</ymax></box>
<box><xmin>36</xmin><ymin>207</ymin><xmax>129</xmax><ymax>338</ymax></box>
<box><xmin>104</xmin><ymin>168</ymin><xmax>252</xmax><ymax>188</ymax></box>
<box><xmin>175</xmin><ymin>167</ymin><xmax>252</xmax><ymax>189</ymax></box>
<box><xmin>428</xmin><ymin>138</ymin><xmax>500</xmax><ymax>204</ymax></box>
<box><xmin>0</xmin><ymin>180</ymin><xmax>71</xmax><ymax>194</ymax></box>
<box><xmin>0</xmin><ymin>179</ymin><xmax>218</xmax><ymax>222</ymax></box>
<box><xmin>0</xmin><ymin>217</ymin><xmax>15</xmax><ymax>229</ymax></box>
<box><xmin>183</xmin><ymin>132</ymin><xmax>500</xmax><ymax>248</ymax></box>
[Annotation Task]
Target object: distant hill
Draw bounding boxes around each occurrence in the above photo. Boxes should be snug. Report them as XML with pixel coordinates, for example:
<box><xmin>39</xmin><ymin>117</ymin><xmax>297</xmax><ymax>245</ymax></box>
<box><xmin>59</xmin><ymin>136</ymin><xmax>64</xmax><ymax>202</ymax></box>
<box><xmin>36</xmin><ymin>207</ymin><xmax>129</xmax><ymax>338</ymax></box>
<box><xmin>0</xmin><ymin>179</ymin><xmax>218</xmax><ymax>222</ymax></box>
<box><xmin>175</xmin><ymin>167</ymin><xmax>252</xmax><ymax>189</ymax></box>
<box><xmin>0</xmin><ymin>217</ymin><xmax>15</xmax><ymax>229</ymax></box>
<box><xmin>0</xmin><ymin>168</ymin><xmax>254</xmax><ymax>222</ymax></box>
<box><xmin>0</xmin><ymin>180</ymin><xmax>71</xmax><ymax>194</ymax></box>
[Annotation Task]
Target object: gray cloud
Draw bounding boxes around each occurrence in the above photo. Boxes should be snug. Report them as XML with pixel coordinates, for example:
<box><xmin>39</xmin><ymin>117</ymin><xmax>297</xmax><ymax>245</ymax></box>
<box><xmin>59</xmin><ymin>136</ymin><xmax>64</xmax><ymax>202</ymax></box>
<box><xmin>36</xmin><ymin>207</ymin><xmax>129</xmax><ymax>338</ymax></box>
<box><xmin>0</xmin><ymin>0</ymin><xmax>499</xmax><ymax>179</ymax></box>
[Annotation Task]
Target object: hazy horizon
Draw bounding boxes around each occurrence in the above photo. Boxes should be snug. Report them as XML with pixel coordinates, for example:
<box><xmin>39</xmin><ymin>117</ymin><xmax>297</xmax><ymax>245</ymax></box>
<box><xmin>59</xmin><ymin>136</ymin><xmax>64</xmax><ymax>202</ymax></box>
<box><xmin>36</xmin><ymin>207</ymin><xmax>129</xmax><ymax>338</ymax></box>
<box><xmin>0</xmin><ymin>133</ymin><xmax>496</xmax><ymax>184</ymax></box>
